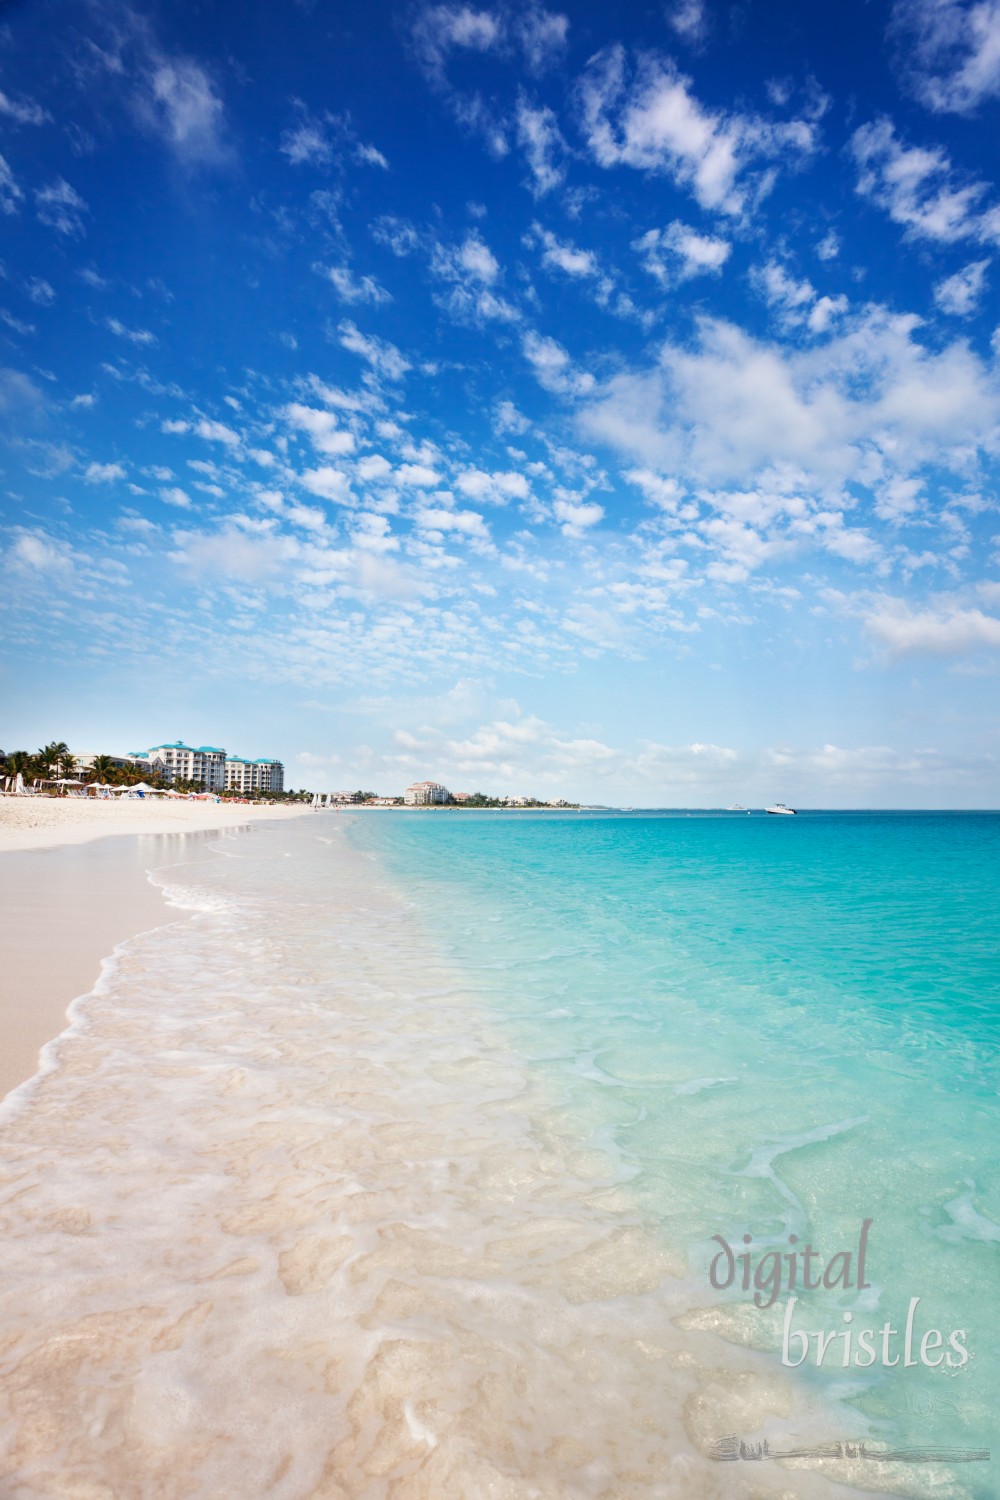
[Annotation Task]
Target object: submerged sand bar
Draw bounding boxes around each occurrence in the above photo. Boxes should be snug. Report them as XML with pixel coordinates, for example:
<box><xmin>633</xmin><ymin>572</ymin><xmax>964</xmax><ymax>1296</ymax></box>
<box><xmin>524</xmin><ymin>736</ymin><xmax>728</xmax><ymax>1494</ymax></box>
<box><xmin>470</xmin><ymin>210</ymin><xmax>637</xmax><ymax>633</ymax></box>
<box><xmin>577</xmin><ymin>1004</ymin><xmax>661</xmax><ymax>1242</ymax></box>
<box><xmin>0</xmin><ymin>799</ymin><xmax>309</xmax><ymax>1098</ymax></box>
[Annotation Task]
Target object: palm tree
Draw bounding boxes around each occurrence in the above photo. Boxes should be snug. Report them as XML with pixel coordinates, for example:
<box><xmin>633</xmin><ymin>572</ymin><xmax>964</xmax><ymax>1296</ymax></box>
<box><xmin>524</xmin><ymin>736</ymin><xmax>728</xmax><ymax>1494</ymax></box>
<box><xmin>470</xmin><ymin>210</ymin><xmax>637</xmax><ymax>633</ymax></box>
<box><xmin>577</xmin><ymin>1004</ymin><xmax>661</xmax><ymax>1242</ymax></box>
<box><xmin>38</xmin><ymin>740</ymin><xmax>72</xmax><ymax>777</ymax></box>
<box><xmin>87</xmin><ymin>755</ymin><xmax>116</xmax><ymax>784</ymax></box>
<box><xmin>51</xmin><ymin>741</ymin><xmax>72</xmax><ymax>776</ymax></box>
<box><xmin>7</xmin><ymin>750</ymin><xmax>35</xmax><ymax>781</ymax></box>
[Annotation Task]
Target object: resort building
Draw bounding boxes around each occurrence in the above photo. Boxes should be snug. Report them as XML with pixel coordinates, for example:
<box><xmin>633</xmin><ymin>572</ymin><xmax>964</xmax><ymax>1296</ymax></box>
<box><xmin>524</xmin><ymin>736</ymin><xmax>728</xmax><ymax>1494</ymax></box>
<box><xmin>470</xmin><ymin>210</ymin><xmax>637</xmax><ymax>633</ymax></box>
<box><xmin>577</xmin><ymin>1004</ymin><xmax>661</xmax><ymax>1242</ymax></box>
<box><xmin>129</xmin><ymin>742</ymin><xmax>227</xmax><ymax>790</ymax></box>
<box><xmin>225</xmin><ymin>756</ymin><xmax>285</xmax><ymax>795</ymax></box>
<box><xmin>403</xmin><ymin>780</ymin><xmax>451</xmax><ymax>805</ymax></box>
<box><xmin>72</xmin><ymin>751</ymin><xmax>148</xmax><ymax>778</ymax></box>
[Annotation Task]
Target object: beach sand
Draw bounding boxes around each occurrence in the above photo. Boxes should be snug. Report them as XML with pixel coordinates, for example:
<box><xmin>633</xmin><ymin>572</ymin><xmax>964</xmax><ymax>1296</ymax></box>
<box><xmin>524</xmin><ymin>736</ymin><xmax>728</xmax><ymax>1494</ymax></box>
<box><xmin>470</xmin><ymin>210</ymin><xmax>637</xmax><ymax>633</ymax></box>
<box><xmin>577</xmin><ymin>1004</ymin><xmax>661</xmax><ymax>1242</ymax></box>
<box><xmin>0</xmin><ymin>798</ymin><xmax>309</xmax><ymax>1098</ymax></box>
<box><xmin>0</xmin><ymin>793</ymin><xmax>309</xmax><ymax>853</ymax></box>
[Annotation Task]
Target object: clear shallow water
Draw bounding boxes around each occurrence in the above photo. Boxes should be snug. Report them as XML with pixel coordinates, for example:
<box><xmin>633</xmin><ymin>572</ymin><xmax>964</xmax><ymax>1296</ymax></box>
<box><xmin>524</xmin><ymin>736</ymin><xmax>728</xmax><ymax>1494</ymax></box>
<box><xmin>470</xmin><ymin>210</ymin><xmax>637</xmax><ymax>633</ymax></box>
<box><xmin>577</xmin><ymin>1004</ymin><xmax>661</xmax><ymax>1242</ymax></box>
<box><xmin>347</xmin><ymin>809</ymin><xmax>1000</xmax><ymax>1492</ymax></box>
<box><xmin>0</xmin><ymin>811</ymin><xmax>995</xmax><ymax>1500</ymax></box>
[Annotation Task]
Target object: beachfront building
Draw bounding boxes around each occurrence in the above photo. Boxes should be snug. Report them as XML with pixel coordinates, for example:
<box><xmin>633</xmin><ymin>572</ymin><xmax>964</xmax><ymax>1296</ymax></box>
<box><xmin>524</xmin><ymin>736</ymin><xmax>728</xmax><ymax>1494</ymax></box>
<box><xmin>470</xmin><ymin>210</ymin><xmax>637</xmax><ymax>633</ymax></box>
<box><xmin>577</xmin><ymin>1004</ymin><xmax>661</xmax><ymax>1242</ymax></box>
<box><xmin>403</xmin><ymin>780</ymin><xmax>451</xmax><ymax>805</ymax></box>
<box><xmin>329</xmin><ymin>790</ymin><xmax>364</xmax><ymax>804</ymax></box>
<box><xmin>72</xmin><ymin>751</ymin><xmax>148</xmax><ymax>778</ymax></box>
<box><xmin>129</xmin><ymin>742</ymin><xmax>227</xmax><ymax>790</ymax></box>
<box><xmin>225</xmin><ymin>756</ymin><xmax>285</xmax><ymax>795</ymax></box>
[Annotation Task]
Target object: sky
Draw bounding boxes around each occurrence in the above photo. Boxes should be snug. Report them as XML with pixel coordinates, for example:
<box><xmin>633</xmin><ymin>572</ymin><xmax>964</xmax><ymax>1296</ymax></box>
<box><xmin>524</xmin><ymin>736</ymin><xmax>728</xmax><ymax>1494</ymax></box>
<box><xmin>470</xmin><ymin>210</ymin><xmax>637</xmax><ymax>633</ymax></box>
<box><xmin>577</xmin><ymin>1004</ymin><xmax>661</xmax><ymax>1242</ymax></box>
<box><xmin>1</xmin><ymin>0</ymin><xmax>999</xmax><ymax>805</ymax></box>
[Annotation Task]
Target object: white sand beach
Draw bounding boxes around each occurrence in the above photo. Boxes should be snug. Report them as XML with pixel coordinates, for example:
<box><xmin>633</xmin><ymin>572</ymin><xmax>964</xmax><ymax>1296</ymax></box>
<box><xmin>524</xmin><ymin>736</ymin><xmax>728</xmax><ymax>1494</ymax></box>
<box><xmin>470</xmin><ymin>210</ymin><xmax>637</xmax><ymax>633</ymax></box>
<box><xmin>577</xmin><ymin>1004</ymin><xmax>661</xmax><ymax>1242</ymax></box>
<box><xmin>0</xmin><ymin>798</ymin><xmax>311</xmax><ymax>1098</ymax></box>
<box><xmin>0</xmin><ymin>794</ymin><xmax>310</xmax><ymax>853</ymax></box>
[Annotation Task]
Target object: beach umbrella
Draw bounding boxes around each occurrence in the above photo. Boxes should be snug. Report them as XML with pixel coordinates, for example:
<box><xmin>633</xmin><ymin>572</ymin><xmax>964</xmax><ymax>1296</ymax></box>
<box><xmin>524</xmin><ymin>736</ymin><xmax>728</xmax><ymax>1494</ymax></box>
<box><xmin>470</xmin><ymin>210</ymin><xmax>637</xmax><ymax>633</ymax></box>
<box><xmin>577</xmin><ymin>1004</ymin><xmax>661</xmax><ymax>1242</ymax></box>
<box><xmin>54</xmin><ymin>778</ymin><xmax>84</xmax><ymax>786</ymax></box>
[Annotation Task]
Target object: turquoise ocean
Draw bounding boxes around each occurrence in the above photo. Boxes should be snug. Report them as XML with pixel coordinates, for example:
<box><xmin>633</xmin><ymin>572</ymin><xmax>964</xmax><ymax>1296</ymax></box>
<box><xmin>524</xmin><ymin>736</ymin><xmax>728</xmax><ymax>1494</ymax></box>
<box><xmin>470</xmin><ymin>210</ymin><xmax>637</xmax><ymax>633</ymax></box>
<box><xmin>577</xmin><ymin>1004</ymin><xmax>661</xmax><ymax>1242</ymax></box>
<box><xmin>349</xmin><ymin>809</ymin><xmax>1000</xmax><ymax>1482</ymax></box>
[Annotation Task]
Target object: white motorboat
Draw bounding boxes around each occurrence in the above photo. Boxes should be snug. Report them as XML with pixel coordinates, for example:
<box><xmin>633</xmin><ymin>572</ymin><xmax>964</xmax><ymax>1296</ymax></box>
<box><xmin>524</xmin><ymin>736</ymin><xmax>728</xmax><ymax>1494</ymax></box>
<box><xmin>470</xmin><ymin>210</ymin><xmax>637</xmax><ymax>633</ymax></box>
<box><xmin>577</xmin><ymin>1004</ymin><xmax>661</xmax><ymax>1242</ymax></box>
<box><xmin>727</xmin><ymin>804</ymin><xmax>750</xmax><ymax>812</ymax></box>
<box><xmin>765</xmin><ymin>803</ymin><xmax>796</xmax><ymax>815</ymax></box>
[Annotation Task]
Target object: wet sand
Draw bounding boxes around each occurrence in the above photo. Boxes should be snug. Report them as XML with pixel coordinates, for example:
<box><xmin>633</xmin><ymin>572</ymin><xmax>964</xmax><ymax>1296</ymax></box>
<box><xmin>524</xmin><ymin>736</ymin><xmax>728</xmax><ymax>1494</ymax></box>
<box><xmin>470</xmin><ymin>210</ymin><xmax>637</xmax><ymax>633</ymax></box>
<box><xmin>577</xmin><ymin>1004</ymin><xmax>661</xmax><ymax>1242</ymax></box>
<box><xmin>0</xmin><ymin>800</ymin><xmax>310</xmax><ymax>1097</ymax></box>
<box><xmin>0</xmin><ymin>835</ymin><xmax>199</xmax><ymax>1098</ymax></box>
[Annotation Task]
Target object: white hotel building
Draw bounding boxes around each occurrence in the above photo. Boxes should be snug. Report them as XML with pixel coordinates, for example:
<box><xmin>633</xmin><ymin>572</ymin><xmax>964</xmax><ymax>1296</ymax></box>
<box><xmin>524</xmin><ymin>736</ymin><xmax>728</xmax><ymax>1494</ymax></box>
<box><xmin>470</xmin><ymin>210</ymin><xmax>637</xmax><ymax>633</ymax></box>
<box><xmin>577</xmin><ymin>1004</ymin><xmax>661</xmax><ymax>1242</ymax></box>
<box><xmin>225</xmin><ymin>756</ymin><xmax>285</xmax><ymax>795</ymax></box>
<box><xmin>127</xmin><ymin>742</ymin><xmax>284</xmax><ymax>794</ymax></box>
<box><xmin>403</xmin><ymin>780</ymin><xmax>451</xmax><ymax>805</ymax></box>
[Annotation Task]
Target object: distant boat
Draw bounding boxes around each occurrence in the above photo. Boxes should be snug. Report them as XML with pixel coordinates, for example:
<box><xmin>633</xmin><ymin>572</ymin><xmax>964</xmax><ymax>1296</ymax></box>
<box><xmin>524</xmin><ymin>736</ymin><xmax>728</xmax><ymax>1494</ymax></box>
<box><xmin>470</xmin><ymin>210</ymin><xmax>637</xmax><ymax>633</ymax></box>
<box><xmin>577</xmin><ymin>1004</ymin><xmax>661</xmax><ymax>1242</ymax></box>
<box><xmin>765</xmin><ymin>803</ymin><xmax>796</xmax><ymax>816</ymax></box>
<box><xmin>727</xmin><ymin>804</ymin><xmax>750</xmax><ymax>813</ymax></box>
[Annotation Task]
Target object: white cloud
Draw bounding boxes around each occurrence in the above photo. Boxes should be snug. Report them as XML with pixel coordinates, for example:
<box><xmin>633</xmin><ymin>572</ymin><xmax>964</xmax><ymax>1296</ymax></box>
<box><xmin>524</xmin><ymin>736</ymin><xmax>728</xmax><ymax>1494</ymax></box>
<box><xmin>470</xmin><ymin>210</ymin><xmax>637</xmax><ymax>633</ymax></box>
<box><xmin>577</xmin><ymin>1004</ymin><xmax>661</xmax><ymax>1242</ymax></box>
<box><xmin>85</xmin><ymin>462</ymin><xmax>125</xmax><ymax>483</ymax></box>
<box><xmin>35</xmin><ymin>178</ymin><xmax>88</xmax><ymax>235</ymax></box>
<box><xmin>816</xmin><ymin>229</ymin><xmax>841</xmax><ymax>260</ymax></box>
<box><xmin>355</xmin><ymin>141</ymin><xmax>389</xmax><ymax>169</ymax></box>
<box><xmin>0</xmin><ymin>308</ymin><xmax>35</xmax><ymax>337</ymax></box>
<box><xmin>456</xmin><ymin>467</ymin><xmax>530</xmax><ymax>503</ymax></box>
<box><xmin>107</xmin><ymin>316</ymin><xmax>157</xmax><ymax>346</ymax></box>
<box><xmin>580</xmin><ymin>308</ymin><xmax>1000</xmax><ymax>511</ymax></box>
<box><xmin>414</xmin><ymin>505</ymin><xmax>491</xmax><ymax>539</ymax></box>
<box><xmin>299</xmin><ymin>465</ymin><xmax>353</xmax><ymax>504</ymax></box>
<box><xmin>160</xmin><ymin>485</ymin><xmax>193</xmax><ymax>508</ymax></box>
<box><xmin>397</xmin><ymin>462</ymin><xmax>441</xmax><ymax>487</ymax></box>
<box><xmin>576</xmin><ymin>45</ymin><xmax>818</xmax><ymax>215</ymax></box>
<box><xmin>287</xmin><ymin>503</ymin><xmax>327</xmax><ymax>531</ymax></box>
<box><xmin>140</xmin><ymin>59</ymin><xmax>227</xmax><ymax>165</ymax></box>
<box><xmin>281</xmin><ymin>117</ymin><xmax>335</xmax><ymax>166</ymax></box>
<box><xmin>751</xmin><ymin>260</ymin><xmax>848</xmax><ymax>332</ymax></box>
<box><xmin>432</xmin><ymin>229</ymin><xmax>500</xmax><ymax>283</ymax></box>
<box><xmin>319</xmin><ymin>265</ymin><xmax>392</xmax><ymax>305</ymax></box>
<box><xmin>515</xmin><ymin>98</ymin><xmax>568</xmax><ymax>195</ymax></box>
<box><xmin>170</xmin><ymin>526</ymin><xmax>296</xmax><ymax>581</ymax></box>
<box><xmin>0</xmin><ymin>154</ymin><xmax>22</xmax><ymax>215</ymax></box>
<box><xmin>430</xmin><ymin>231</ymin><xmax>519</xmax><ymax>324</ymax></box>
<box><xmin>530</xmin><ymin>223</ymin><xmax>600</xmax><ymax>278</ymax></box>
<box><xmin>634</xmin><ymin>221</ymin><xmax>730</xmax><ymax>283</ymax></box>
<box><xmin>668</xmin><ymin>0</ymin><xmax>709</xmax><ymax>43</ymax></box>
<box><xmin>25</xmin><ymin>278</ymin><xmax>56</xmax><ymax>305</ymax></box>
<box><xmin>865</xmin><ymin>597</ymin><xmax>1000</xmax><ymax>656</ymax></box>
<box><xmin>522</xmin><ymin>330</ymin><xmax>595</xmax><ymax>396</ymax></box>
<box><xmin>0</xmin><ymin>89</ymin><xmax>48</xmax><ymax>126</ymax></box>
<box><xmin>891</xmin><ymin>0</ymin><xmax>1000</xmax><ymax>114</ymax></box>
<box><xmin>372</xmin><ymin>215</ymin><xmax>421</xmax><ymax>256</ymax></box>
<box><xmin>357</xmin><ymin>454</ymin><xmax>393</xmax><ymax>482</ymax></box>
<box><xmin>627</xmin><ymin>468</ymin><xmax>685</xmax><ymax>511</ymax></box>
<box><xmin>412</xmin><ymin>5</ymin><xmax>504</xmax><ymax>86</ymax></box>
<box><xmin>195</xmin><ymin>417</ymin><xmax>241</xmax><ymax>447</ymax></box>
<box><xmin>934</xmin><ymin>257</ymin><xmax>990</xmax><ymax>314</ymax></box>
<box><xmin>338</xmin><ymin>320</ymin><xmax>411</xmax><ymax>381</ymax></box>
<box><xmin>515</xmin><ymin>7</ymin><xmax>569</xmax><ymax>74</ymax></box>
<box><xmin>494</xmin><ymin>398</ymin><xmax>531</xmax><ymax>434</ymax></box>
<box><xmin>6</xmin><ymin>529</ymin><xmax>74</xmax><ymax>573</ymax></box>
<box><xmin>553</xmin><ymin>497</ymin><xmax>604</xmax><ymax>533</ymax></box>
<box><xmin>850</xmin><ymin>117</ymin><xmax>1000</xmax><ymax>244</ymax></box>
<box><xmin>284</xmin><ymin>402</ymin><xmax>356</xmax><ymax>455</ymax></box>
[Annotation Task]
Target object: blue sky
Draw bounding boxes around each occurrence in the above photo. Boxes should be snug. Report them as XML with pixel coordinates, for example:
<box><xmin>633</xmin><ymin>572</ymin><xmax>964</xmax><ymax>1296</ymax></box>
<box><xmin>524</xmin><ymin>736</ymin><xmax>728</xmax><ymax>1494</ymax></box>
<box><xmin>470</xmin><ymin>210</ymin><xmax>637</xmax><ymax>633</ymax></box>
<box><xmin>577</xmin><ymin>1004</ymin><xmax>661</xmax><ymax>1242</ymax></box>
<box><xmin>1</xmin><ymin>0</ymin><xmax>999</xmax><ymax>804</ymax></box>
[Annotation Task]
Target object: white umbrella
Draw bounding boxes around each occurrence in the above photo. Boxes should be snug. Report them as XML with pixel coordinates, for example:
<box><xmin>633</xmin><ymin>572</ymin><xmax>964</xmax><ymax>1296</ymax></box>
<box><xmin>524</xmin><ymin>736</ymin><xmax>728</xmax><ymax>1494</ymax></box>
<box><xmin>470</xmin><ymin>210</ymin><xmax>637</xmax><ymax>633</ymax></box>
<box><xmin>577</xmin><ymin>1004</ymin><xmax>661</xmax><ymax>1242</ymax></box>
<box><xmin>54</xmin><ymin>778</ymin><xmax>85</xmax><ymax>786</ymax></box>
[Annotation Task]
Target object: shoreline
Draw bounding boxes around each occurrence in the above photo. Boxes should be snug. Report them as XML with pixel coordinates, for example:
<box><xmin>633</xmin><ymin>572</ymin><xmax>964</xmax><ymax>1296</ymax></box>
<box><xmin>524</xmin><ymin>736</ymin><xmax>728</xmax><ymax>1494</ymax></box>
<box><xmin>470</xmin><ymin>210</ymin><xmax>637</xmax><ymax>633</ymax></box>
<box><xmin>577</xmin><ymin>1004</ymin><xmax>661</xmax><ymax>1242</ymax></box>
<box><xmin>0</xmin><ymin>800</ymin><xmax>309</xmax><ymax>1099</ymax></box>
